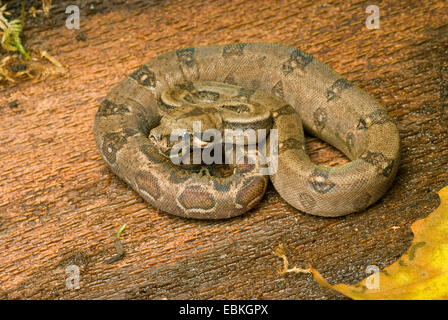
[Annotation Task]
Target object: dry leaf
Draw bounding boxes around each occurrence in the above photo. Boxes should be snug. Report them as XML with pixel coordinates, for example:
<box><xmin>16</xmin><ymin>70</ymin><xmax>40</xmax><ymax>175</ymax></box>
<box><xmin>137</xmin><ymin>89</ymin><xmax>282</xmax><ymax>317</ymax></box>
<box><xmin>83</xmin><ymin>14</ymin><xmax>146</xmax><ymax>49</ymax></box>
<box><xmin>0</xmin><ymin>50</ymin><xmax>67</xmax><ymax>85</ymax></box>
<box><xmin>311</xmin><ymin>185</ymin><xmax>448</xmax><ymax>299</ymax></box>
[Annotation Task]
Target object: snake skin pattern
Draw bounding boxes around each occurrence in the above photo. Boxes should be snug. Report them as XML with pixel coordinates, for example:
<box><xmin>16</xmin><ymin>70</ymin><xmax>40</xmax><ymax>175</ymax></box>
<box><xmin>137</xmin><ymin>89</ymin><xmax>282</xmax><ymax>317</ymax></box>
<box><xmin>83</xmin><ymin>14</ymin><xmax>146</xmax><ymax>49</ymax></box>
<box><xmin>93</xmin><ymin>43</ymin><xmax>400</xmax><ymax>219</ymax></box>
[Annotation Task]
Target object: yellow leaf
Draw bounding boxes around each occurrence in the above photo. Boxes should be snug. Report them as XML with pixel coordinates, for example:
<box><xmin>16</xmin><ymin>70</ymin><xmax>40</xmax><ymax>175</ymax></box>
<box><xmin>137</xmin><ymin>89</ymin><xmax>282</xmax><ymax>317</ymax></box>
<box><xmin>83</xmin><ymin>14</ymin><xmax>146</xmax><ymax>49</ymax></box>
<box><xmin>312</xmin><ymin>185</ymin><xmax>448</xmax><ymax>300</ymax></box>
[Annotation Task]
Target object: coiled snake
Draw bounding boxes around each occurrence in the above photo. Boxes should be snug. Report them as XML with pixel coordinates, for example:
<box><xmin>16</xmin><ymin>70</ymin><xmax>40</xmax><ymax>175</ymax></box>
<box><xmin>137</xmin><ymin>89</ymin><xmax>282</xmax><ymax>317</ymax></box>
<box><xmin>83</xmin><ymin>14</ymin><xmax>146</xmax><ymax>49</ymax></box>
<box><xmin>94</xmin><ymin>43</ymin><xmax>400</xmax><ymax>219</ymax></box>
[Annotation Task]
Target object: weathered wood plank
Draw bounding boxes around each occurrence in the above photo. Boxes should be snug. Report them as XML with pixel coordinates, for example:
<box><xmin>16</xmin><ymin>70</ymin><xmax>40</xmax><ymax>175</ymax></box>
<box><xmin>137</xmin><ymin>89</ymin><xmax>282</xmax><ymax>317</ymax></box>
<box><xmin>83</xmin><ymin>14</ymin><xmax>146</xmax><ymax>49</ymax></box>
<box><xmin>0</xmin><ymin>0</ymin><xmax>447</xmax><ymax>299</ymax></box>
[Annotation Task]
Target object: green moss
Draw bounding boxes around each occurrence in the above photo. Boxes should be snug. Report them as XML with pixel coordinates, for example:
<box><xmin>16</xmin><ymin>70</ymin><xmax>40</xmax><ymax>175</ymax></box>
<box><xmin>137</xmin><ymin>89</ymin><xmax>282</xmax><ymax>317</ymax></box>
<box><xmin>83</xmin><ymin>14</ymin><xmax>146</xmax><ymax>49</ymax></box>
<box><xmin>0</xmin><ymin>2</ymin><xmax>30</xmax><ymax>60</ymax></box>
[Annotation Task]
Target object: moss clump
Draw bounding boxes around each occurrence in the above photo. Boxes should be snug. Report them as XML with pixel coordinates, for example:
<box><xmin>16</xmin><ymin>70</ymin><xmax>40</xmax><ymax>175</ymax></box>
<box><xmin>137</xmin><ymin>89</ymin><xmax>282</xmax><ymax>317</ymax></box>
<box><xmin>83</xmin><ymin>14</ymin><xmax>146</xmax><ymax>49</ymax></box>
<box><xmin>0</xmin><ymin>2</ymin><xmax>30</xmax><ymax>59</ymax></box>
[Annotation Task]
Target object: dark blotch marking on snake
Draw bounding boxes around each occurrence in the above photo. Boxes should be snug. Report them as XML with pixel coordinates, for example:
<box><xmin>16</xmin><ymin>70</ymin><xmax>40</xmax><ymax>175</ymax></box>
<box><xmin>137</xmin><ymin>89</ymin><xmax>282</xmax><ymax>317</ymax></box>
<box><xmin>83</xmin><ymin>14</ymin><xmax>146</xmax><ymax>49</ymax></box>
<box><xmin>235</xmin><ymin>162</ymin><xmax>256</xmax><ymax>175</ymax></box>
<box><xmin>326</xmin><ymin>78</ymin><xmax>353</xmax><ymax>101</ymax></box>
<box><xmin>96</xmin><ymin>100</ymin><xmax>130</xmax><ymax>117</ymax></box>
<box><xmin>130</xmin><ymin>65</ymin><xmax>157</xmax><ymax>87</ymax></box>
<box><xmin>357</xmin><ymin>118</ymin><xmax>368</xmax><ymax>130</ymax></box>
<box><xmin>236</xmin><ymin>176</ymin><xmax>267</xmax><ymax>208</ymax></box>
<box><xmin>135</xmin><ymin>170</ymin><xmax>161</xmax><ymax>201</ymax></box>
<box><xmin>221</xmin><ymin>104</ymin><xmax>250</xmax><ymax>113</ymax></box>
<box><xmin>135</xmin><ymin>109</ymin><xmax>152</xmax><ymax>137</ymax></box>
<box><xmin>357</xmin><ymin>110</ymin><xmax>393</xmax><ymax>130</ymax></box>
<box><xmin>140</xmin><ymin>143</ymin><xmax>167</xmax><ymax>164</ymax></box>
<box><xmin>175</xmin><ymin>81</ymin><xmax>196</xmax><ymax>92</ymax></box>
<box><xmin>309</xmin><ymin>169</ymin><xmax>336</xmax><ymax>194</ymax></box>
<box><xmin>123</xmin><ymin>128</ymin><xmax>139</xmax><ymax>137</ymax></box>
<box><xmin>381</xmin><ymin>160</ymin><xmax>395</xmax><ymax>178</ymax></box>
<box><xmin>213</xmin><ymin>178</ymin><xmax>233</xmax><ymax>192</ymax></box>
<box><xmin>222</xmin><ymin>44</ymin><xmax>247</xmax><ymax>57</ymax></box>
<box><xmin>101</xmin><ymin>132</ymin><xmax>128</xmax><ymax>164</ymax></box>
<box><xmin>280</xmin><ymin>137</ymin><xmax>301</xmax><ymax>152</ymax></box>
<box><xmin>197</xmin><ymin>90</ymin><xmax>220</xmax><ymax>102</ymax></box>
<box><xmin>282</xmin><ymin>49</ymin><xmax>313</xmax><ymax>76</ymax></box>
<box><xmin>160</xmin><ymin>100</ymin><xmax>178</xmax><ymax>111</ymax></box>
<box><xmin>178</xmin><ymin>185</ymin><xmax>215</xmax><ymax>210</ymax></box>
<box><xmin>168</xmin><ymin>169</ymin><xmax>191</xmax><ymax>185</ymax></box>
<box><xmin>176</xmin><ymin>48</ymin><xmax>195</xmax><ymax>67</ymax></box>
<box><xmin>360</xmin><ymin>151</ymin><xmax>395</xmax><ymax>178</ymax></box>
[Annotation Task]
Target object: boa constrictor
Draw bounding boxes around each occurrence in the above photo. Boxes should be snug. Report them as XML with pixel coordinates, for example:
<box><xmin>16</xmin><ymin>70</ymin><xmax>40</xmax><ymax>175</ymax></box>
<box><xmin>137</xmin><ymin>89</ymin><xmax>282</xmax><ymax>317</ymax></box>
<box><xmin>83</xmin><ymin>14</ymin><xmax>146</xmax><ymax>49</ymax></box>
<box><xmin>93</xmin><ymin>43</ymin><xmax>400</xmax><ymax>219</ymax></box>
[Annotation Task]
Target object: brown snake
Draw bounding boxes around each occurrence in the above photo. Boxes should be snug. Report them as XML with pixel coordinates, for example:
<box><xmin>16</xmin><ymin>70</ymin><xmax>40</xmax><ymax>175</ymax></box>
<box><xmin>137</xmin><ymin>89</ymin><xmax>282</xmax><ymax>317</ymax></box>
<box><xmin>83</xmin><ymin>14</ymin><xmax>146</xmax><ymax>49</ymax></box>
<box><xmin>93</xmin><ymin>43</ymin><xmax>400</xmax><ymax>219</ymax></box>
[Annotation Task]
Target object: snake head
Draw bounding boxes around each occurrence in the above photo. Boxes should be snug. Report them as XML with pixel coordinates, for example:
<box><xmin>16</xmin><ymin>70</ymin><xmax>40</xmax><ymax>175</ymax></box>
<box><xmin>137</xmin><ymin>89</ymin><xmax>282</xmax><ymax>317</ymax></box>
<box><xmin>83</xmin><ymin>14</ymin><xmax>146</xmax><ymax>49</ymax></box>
<box><xmin>148</xmin><ymin>125</ymin><xmax>172</xmax><ymax>155</ymax></box>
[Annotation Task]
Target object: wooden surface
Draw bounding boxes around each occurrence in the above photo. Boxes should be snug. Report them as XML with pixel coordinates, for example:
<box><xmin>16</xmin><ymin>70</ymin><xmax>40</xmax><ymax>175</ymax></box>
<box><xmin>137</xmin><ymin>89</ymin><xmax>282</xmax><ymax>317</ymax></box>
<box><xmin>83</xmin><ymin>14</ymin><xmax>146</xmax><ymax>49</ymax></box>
<box><xmin>0</xmin><ymin>0</ymin><xmax>447</xmax><ymax>299</ymax></box>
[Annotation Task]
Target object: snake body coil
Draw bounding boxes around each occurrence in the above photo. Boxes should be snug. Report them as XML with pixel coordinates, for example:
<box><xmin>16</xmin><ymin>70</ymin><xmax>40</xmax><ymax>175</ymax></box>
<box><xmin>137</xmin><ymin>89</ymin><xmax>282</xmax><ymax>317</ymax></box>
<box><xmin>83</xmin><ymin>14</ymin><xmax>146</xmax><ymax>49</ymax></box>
<box><xmin>94</xmin><ymin>43</ymin><xmax>400</xmax><ymax>219</ymax></box>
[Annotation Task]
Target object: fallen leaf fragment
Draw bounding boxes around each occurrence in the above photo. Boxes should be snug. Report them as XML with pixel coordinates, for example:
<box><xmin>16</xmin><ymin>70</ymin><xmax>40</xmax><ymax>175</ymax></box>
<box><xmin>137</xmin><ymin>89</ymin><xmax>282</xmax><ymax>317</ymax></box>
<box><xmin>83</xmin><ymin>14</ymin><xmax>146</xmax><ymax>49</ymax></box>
<box><xmin>0</xmin><ymin>50</ymin><xmax>67</xmax><ymax>85</ymax></box>
<box><xmin>312</xmin><ymin>185</ymin><xmax>448</xmax><ymax>300</ymax></box>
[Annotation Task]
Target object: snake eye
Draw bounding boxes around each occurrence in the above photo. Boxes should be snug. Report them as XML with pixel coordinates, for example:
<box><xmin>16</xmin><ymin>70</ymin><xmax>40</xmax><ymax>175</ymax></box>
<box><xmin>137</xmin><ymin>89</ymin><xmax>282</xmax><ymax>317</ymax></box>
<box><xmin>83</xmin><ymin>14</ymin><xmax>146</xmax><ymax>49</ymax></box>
<box><xmin>182</xmin><ymin>94</ymin><xmax>195</xmax><ymax>103</ymax></box>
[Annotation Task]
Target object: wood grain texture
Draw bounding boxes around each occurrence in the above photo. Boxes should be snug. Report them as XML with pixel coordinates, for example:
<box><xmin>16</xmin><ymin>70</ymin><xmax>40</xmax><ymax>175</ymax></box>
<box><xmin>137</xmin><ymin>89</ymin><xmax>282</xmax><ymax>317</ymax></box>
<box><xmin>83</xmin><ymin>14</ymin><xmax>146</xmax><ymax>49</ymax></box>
<box><xmin>0</xmin><ymin>0</ymin><xmax>447</xmax><ymax>299</ymax></box>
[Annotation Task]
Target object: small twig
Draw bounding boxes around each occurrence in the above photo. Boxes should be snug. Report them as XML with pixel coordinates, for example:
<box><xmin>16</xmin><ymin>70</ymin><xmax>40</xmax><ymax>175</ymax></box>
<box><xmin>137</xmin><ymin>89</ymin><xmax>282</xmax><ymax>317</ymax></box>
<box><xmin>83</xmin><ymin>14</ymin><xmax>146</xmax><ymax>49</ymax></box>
<box><xmin>40</xmin><ymin>50</ymin><xmax>63</xmax><ymax>68</ymax></box>
<box><xmin>274</xmin><ymin>243</ymin><xmax>312</xmax><ymax>275</ymax></box>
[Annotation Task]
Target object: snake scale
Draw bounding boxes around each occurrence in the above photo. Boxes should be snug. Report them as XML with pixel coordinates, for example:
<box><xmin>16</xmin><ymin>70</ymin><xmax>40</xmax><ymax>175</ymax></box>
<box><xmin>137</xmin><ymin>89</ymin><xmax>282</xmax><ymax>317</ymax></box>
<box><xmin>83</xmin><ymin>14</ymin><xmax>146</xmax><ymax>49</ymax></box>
<box><xmin>94</xmin><ymin>43</ymin><xmax>400</xmax><ymax>219</ymax></box>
